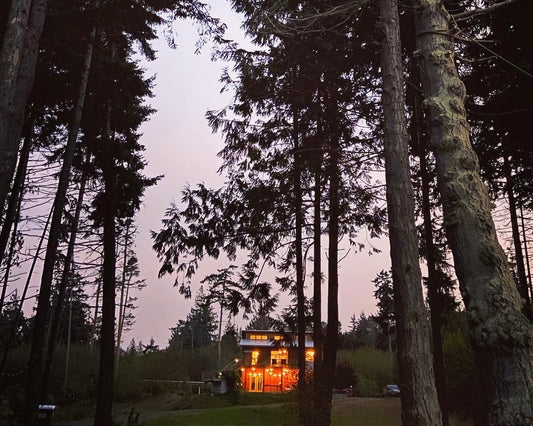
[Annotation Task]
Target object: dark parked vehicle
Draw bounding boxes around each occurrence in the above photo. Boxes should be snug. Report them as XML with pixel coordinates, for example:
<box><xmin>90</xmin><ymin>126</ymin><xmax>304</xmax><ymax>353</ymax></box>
<box><xmin>383</xmin><ymin>384</ymin><xmax>400</xmax><ymax>397</ymax></box>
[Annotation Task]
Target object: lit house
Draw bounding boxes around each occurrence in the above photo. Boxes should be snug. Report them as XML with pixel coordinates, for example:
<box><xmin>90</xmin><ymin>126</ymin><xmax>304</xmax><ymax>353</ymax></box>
<box><xmin>239</xmin><ymin>329</ymin><xmax>314</xmax><ymax>393</ymax></box>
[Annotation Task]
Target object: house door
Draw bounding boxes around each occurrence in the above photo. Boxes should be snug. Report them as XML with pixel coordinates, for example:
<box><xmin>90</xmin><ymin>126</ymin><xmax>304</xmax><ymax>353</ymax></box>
<box><xmin>249</xmin><ymin>373</ymin><xmax>263</xmax><ymax>392</ymax></box>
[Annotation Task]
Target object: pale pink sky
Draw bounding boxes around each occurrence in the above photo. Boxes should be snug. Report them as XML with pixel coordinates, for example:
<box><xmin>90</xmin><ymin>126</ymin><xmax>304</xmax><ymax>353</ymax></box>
<box><xmin>126</xmin><ymin>2</ymin><xmax>391</xmax><ymax>348</ymax></box>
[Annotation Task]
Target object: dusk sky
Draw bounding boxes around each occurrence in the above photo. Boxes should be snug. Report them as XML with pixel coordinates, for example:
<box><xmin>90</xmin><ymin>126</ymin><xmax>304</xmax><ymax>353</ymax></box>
<box><xmin>125</xmin><ymin>1</ymin><xmax>391</xmax><ymax>349</ymax></box>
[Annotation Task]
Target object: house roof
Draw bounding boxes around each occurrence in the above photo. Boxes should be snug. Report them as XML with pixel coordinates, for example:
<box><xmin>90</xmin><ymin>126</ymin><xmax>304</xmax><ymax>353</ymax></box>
<box><xmin>239</xmin><ymin>339</ymin><xmax>314</xmax><ymax>348</ymax></box>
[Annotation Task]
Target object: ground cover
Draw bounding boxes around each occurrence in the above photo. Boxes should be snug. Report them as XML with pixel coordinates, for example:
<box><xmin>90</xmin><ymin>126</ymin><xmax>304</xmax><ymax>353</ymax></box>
<box><xmin>54</xmin><ymin>393</ymin><xmax>472</xmax><ymax>426</ymax></box>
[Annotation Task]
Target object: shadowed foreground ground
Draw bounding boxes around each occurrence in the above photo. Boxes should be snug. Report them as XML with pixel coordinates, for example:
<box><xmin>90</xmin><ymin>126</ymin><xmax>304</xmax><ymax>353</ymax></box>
<box><xmin>55</xmin><ymin>393</ymin><xmax>473</xmax><ymax>425</ymax></box>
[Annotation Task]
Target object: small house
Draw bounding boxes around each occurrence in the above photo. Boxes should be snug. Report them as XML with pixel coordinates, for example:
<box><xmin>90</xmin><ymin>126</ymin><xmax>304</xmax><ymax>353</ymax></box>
<box><xmin>239</xmin><ymin>329</ymin><xmax>314</xmax><ymax>393</ymax></box>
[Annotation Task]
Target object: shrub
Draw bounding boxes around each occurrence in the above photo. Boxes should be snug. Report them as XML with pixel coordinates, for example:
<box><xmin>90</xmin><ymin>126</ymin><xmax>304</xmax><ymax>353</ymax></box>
<box><xmin>334</xmin><ymin>361</ymin><xmax>356</xmax><ymax>390</ymax></box>
<box><xmin>337</xmin><ymin>348</ymin><xmax>396</xmax><ymax>397</ymax></box>
<box><xmin>442</xmin><ymin>324</ymin><xmax>478</xmax><ymax>415</ymax></box>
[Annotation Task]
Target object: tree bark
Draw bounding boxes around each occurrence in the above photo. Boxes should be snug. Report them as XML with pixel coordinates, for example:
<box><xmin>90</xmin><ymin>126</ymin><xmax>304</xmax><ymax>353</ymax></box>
<box><xmin>411</xmin><ymin>63</ymin><xmax>449</xmax><ymax>426</ymax></box>
<box><xmin>312</xmin><ymin>153</ymin><xmax>324</xmax><ymax>424</ymax></box>
<box><xmin>0</xmin><ymin>0</ymin><xmax>46</xmax><ymax>215</ymax></box>
<box><xmin>92</xmin><ymin>278</ymin><xmax>101</xmax><ymax>345</ymax></box>
<box><xmin>0</xmin><ymin>0</ymin><xmax>31</xmax><ymax>211</ymax></box>
<box><xmin>115</xmin><ymin>221</ymin><xmax>131</xmax><ymax>379</ymax></box>
<box><xmin>519</xmin><ymin>206</ymin><xmax>532</xmax><ymax>303</ymax></box>
<box><xmin>94</xmin><ymin>99</ymin><xmax>117</xmax><ymax>426</ymax></box>
<box><xmin>503</xmin><ymin>158</ymin><xmax>531</xmax><ymax>318</ymax></box>
<box><xmin>413</xmin><ymin>0</ymin><xmax>533</xmax><ymax>423</ymax></box>
<box><xmin>292</xmin><ymin>102</ymin><xmax>308</xmax><ymax>426</ymax></box>
<box><xmin>318</xmin><ymin>127</ymin><xmax>341</xmax><ymax>426</ymax></box>
<box><xmin>380</xmin><ymin>0</ymin><xmax>443</xmax><ymax>424</ymax></box>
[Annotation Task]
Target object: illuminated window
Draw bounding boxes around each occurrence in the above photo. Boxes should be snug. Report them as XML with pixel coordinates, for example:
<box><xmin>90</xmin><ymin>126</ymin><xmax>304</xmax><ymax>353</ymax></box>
<box><xmin>252</xmin><ymin>350</ymin><xmax>259</xmax><ymax>365</ymax></box>
<box><xmin>274</xmin><ymin>335</ymin><xmax>281</xmax><ymax>340</ymax></box>
<box><xmin>250</xmin><ymin>334</ymin><xmax>267</xmax><ymax>340</ymax></box>
<box><xmin>306</xmin><ymin>350</ymin><xmax>315</xmax><ymax>362</ymax></box>
<box><xmin>271</xmin><ymin>349</ymin><xmax>288</xmax><ymax>366</ymax></box>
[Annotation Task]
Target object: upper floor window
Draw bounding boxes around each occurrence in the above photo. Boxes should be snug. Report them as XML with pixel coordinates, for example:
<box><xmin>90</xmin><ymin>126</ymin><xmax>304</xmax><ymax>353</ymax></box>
<box><xmin>271</xmin><ymin>349</ymin><xmax>288</xmax><ymax>366</ymax></box>
<box><xmin>250</xmin><ymin>334</ymin><xmax>268</xmax><ymax>340</ymax></box>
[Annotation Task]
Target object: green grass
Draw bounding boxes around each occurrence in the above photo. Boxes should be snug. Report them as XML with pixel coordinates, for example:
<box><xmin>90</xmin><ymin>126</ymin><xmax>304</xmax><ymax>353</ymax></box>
<box><xmin>137</xmin><ymin>395</ymin><xmax>472</xmax><ymax>426</ymax></box>
<box><xmin>54</xmin><ymin>392</ymin><xmax>472</xmax><ymax>426</ymax></box>
<box><xmin>138</xmin><ymin>396</ymin><xmax>401</xmax><ymax>426</ymax></box>
<box><xmin>333</xmin><ymin>397</ymin><xmax>401</xmax><ymax>426</ymax></box>
<box><xmin>141</xmin><ymin>403</ymin><xmax>297</xmax><ymax>426</ymax></box>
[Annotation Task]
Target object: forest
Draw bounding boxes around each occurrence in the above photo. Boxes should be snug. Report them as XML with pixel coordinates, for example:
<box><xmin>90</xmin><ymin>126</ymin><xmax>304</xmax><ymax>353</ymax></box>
<box><xmin>0</xmin><ymin>0</ymin><xmax>531</xmax><ymax>425</ymax></box>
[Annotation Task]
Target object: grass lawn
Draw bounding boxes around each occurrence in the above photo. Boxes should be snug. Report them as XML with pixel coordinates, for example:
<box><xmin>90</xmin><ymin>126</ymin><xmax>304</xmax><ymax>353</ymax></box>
<box><xmin>139</xmin><ymin>396</ymin><xmax>399</xmax><ymax>426</ymax></box>
<box><xmin>141</xmin><ymin>403</ymin><xmax>297</xmax><ymax>426</ymax></box>
<box><xmin>138</xmin><ymin>396</ymin><xmax>473</xmax><ymax>426</ymax></box>
<box><xmin>332</xmin><ymin>397</ymin><xmax>402</xmax><ymax>426</ymax></box>
<box><xmin>55</xmin><ymin>393</ymin><xmax>472</xmax><ymax>426</ymax></box>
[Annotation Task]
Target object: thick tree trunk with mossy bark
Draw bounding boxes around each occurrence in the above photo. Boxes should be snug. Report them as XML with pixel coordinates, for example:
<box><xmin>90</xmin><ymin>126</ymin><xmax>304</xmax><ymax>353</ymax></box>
<box><xmin>380</xmin><ymin>0</ymin><xmax>443</xmax><ymax>424</ymax></box>
<box><xmin>413</xmin><ymin>0</ymin><xmax>533</xmax><ymax>424</ymax></box>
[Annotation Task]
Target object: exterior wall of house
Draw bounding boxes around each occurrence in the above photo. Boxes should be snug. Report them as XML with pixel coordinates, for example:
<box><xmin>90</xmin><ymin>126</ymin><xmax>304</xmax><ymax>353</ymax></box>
<box><xmin>239</xmin><ymin>330</ymin><xmax>314</xmax><ymax>393</ymax></box>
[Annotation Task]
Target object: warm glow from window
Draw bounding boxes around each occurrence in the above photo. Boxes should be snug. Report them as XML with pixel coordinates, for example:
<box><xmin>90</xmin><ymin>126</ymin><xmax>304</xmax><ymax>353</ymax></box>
<box><xmin>306</xmin><ymin>350</ymin><xmax>315</xmax><ymax>362</ymax></box>
<box><xmin>271</xmin><ymin>349</ymin><xmax>288</xmax><ymax>366</ymax></box>
<box><xmin>252</xmin><ymin>350</ymin><xmax>259</xmax><ymax>365</ymax></box>
<box><xmin>250</xmin><ymin>334</ymin><xmax>267</xmax><ymax>340</ymax></box>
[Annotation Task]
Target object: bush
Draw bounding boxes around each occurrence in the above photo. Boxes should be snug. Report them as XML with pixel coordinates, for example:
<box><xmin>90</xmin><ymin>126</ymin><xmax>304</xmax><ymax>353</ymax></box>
<box><xmin>442</xmin><ymin>320</ymin><xmax>478</xmax><ymax>415</ymax></box>
<box><xmin>337</xmin><ymin>348</ymin><xmax>396</xmax><ymax>397</ymax></box>
<box><xmin>334</xmin><ymin>361</ymin><xmax>356</xmax><ymax>390</ymax></box>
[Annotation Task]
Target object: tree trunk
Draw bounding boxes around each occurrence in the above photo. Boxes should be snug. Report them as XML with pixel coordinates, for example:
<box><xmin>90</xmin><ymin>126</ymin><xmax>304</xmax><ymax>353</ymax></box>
<box><xmin>411</xmin><ymin>63</ymin><xmax>449</xmax><ymax>426</ymax></box>
<box><xmin>503</xmin><ymin>158</ymin><xmax>531</xmax><ymax>318</ymax></box>
<box><xmin>0</xmin><ymin>120</ymin><xmax>31</xmax><ymax>313</ymax></box>
<box><xmin>0</xmin><ymin>0</ymin><xmax>46</xmax><ymax>215</ymax></box>
<box><xmin>312</xmin><ymin>154</ymin><xmax>324</xmax><ymax>424</ymax></box>
<box><xmin>24</xmin><ymin>23</ymin><xmax>95</xmax><ymax>421</ymax></box>
<box><xmin>519</xmin><ymin>206</ymin><xmax>532</xmax><ymax>303</ymax></box>
<box><xmin>380</xmin><ymin>0</ymin><xmax>442</xmax><ymax>424</ymax></box>
<box><xmin>413</xmin><ymin>0</ymin><xmax>533</xmax><ymax>423</ymax></box>
<box><xmin>115</xmin><ymin>221</ymin><xmax>131</xmax><ymax>379</ymax></box>
<box><xmin>0</xmin><ymin>0</ymin><xmax>31</xmax><ymax>211</ymax></box>
<box><xmin>92</xmin><ymin>278</ymin><xmax>101</xmax><ymax>345</ymax></box>
<box><xmin>94</xmin><ymin>100</ymin><xmax>117</xmax><ymax>426</ymax></box>
<box><xmin>216</xmin><ymin>279</ymin><xmax>224</xmax><ymax>370</ymax></box>
<box><xmin>63</xmin><ymin>296</ymin><xmax>73</xmax><ymax>389</ymax></box>
<box><xmin>40</xmin><ymin>162</ymin><xmax>88</xmax><ymax>401</ymax></box>
<box><xmin>292</xmin><ymin>103</ymin><xmax>308</xmax><ymax>426</ymax></box>
<box><xmin>0</xmin><ymin>205</ymin><xmax>52</xmax><ymax>375</ymax></box>
<box><xmin>0</xmin><ymin>117</ymin><xmax>32</xmax><ymax>273</ymax></box>
<box><xmin>320</xmin><ymin>130</ymin><xmax>340</xmax><ymax>426</ymax></box>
